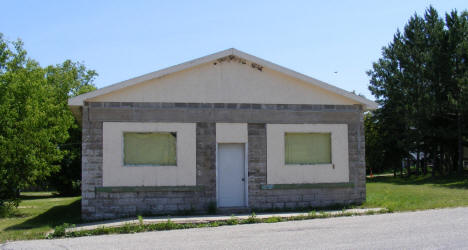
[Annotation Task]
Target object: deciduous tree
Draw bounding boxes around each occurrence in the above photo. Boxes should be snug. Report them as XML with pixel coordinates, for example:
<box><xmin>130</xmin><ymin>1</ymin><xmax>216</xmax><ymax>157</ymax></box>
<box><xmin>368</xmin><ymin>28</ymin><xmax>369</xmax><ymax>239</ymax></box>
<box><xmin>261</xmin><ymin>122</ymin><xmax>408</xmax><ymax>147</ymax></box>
<box><xmin>0</xmin><ymin>34</ymin><xmax>96</xmax><ymax>208</ymax></box>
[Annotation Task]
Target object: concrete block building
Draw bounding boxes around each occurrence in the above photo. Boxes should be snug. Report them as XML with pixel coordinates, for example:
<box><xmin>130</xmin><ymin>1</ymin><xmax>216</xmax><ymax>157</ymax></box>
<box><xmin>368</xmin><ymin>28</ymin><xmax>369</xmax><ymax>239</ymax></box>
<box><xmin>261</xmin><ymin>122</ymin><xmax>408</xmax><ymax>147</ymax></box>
<box><xmin>69</xmin><ymin>48</ymin><xmax>377</xmax><ymax>220</ymax></box>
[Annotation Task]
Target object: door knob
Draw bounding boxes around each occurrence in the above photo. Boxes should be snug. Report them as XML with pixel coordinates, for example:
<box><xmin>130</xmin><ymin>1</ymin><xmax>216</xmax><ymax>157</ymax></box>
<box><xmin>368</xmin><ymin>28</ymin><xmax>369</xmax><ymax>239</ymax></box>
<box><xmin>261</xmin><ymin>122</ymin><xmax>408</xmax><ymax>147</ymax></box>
<box><xmin>241</xmin><ymin>178</ymin><xmax>245</xmax><ymax>182</ymax></box>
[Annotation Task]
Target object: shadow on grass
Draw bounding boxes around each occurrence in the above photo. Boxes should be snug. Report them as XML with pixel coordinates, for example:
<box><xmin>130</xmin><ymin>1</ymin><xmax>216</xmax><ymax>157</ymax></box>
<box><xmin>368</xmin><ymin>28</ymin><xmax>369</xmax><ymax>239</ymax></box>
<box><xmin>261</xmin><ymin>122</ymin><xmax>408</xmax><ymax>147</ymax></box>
<box><xmin>19</xmin><ymin>194</ymin><xmax>58</xmax><ymax>200</ymax></box>
<box><xmin>19</xmin><ymin>193</ymin><xmax>81</xmax><ymax>200</ymax></box>
<box><xmin>5</xmin><ymin>200</ymin><xmax>81</xmax><ymax>231</ymax></box>
<box><xmin>367</xmin><ymin>174</ymin><xmax>468</xmax><ymax>189</ymax></box>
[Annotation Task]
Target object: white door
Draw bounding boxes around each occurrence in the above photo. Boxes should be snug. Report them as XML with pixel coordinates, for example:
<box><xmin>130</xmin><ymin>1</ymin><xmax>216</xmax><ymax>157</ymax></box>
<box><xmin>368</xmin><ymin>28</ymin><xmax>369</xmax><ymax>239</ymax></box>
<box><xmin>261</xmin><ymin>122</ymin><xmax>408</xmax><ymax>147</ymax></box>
<box><xmin>217</xmin><ymin>143</ymin><xmax>246</xmax><ymax>207</ymax></box>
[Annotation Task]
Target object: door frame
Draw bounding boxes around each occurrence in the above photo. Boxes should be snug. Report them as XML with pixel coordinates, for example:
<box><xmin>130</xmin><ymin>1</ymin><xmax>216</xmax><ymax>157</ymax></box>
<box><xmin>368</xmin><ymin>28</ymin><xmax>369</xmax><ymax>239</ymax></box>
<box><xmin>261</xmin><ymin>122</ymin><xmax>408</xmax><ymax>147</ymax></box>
<box><xmin>215</xmin><ymin>143</ymin><xmax>249</xmax><ymax>208</ymax></box>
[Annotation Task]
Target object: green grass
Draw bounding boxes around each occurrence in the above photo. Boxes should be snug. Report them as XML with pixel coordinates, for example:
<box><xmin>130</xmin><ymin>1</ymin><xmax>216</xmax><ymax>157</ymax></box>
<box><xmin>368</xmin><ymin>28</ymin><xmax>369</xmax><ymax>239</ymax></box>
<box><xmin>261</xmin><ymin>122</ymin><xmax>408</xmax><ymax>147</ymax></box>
<box><xmin>3</xmin><ymin>175</ymin><xmax>468</xmax><ymax>242</ymax></box>
<box><xmin>364</xmin><ymin>174</ymin><xmax>468</xmax><ymax>211</ymax></box>
<box><xmin>0</xmin><ymin>192</ymin><xmax>81</xmax><ymax>243</ymax></box>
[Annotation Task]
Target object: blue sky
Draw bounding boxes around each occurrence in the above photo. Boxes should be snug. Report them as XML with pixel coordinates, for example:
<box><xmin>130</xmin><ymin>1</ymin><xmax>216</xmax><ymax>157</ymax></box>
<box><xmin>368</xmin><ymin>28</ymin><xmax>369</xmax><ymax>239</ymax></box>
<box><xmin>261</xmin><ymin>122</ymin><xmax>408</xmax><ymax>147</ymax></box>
<box><xmin>1</xmin><ymin>1</ymin><xmax>466</xmax><ymax>100</ymax></box>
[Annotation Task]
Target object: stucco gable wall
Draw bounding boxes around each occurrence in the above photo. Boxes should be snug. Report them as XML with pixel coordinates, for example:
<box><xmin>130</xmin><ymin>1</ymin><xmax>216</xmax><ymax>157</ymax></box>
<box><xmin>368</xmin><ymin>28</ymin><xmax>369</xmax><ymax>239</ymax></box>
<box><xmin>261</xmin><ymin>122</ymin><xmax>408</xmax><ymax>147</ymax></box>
<box><xmin>89</xmin><ymin>60</ymin><xmax>359</xmax><ymax>105</ymax></box>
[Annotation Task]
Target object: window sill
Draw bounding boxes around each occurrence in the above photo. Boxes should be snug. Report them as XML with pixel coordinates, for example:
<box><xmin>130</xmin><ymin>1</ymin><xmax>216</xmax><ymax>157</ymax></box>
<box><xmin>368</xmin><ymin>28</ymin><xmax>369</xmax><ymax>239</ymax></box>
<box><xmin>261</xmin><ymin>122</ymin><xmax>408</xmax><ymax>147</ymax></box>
<box><xmin>285</xmin><ymin>163</ymin><xmax>333</xmax><ymax>168</ymax></box>
<box><xmin>95</xmin><ymin>186</ymin><xmax>204</xmax><ymax>192</ymax></box>
<box><xmin>260</xmin><ymin>182</ymin><xmax>353</xmax><ymax>190</ymax></box>
<box><xmin>123</xmin><ymin>164</ymin><xmax>178</xmax><ymax>167</ymax></box>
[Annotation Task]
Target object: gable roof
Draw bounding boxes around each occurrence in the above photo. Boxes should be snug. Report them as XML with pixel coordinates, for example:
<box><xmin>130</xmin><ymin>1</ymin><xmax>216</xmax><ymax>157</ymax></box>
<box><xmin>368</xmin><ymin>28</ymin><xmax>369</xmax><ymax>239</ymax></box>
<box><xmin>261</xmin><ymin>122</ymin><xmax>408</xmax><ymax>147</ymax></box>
<box><xmin>68</xmin><ymin>48</ymin><xmax>377</xmax><ymax>110</ymax></box>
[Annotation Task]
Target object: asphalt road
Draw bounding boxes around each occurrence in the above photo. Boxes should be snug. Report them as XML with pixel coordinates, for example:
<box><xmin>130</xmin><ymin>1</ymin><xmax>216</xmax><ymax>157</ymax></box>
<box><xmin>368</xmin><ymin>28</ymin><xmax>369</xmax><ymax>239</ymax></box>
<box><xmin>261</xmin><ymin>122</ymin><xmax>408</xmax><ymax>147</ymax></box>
<box><xmin>2</xmin><ymin>207</ymin><xmax>468</xmax><ymax>250</ymax></box>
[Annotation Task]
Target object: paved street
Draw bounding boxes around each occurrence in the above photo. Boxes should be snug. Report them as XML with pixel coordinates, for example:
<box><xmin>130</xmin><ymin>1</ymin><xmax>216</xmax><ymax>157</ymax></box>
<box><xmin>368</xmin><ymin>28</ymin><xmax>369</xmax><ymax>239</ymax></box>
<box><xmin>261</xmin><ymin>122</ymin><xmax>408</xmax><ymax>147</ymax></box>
<box><xmin>2</xmin><ymin>207</ymin><xmax>468</xmax><ymax>250</ymax></box>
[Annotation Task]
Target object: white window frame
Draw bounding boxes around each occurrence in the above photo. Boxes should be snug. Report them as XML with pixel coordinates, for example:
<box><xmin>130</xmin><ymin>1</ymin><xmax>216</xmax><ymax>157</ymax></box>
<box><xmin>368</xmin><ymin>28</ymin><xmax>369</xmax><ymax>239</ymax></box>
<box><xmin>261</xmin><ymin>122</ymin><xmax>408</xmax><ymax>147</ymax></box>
<box><xmin>284</xmin><ymin>132</ymin><xmax>332</xmax><ymax>165</ymax></box>
<box><xmin>122</xmin><ymin>131</ymin><xmax>178</xmax><ymax>167</ymax></box>
<box><xmin>102</xmin><ymin>122</ymin><xmax>196</xmax><ymax>187</ymax></box>
<box><xmin>266</xmin><ymin>124</ymin><xmax>349</xmax><ymax>184</ymax></box>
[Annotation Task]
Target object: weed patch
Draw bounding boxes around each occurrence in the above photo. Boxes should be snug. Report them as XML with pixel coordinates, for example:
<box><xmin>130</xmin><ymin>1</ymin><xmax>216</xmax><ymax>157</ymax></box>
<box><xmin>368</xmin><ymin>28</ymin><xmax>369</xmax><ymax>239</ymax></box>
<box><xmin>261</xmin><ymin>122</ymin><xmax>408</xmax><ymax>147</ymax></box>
<box><xmin>51</xmin><ymin>209</ymin><xmax>389</xmax><ymax>239</ymax></box>
<box><xmin>226</xmin><ymin>215</ymin><xmax>239</xmax><ymax>225</ymax></box>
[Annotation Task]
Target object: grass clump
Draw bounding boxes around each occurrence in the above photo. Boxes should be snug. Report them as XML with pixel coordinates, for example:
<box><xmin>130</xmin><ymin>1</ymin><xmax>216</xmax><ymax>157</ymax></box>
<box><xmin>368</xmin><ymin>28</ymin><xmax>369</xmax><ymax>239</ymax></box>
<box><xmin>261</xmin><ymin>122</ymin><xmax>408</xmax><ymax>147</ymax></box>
<box><xmin>241</xmin><ymin>212</ymin><xmax>260</xmax><ymax>224</ymax></box>
<box><xmin>264</xmin><ymin>216</ymin><xmax>283</xmax><ymax>223</ymax></box>
<box><xmin>49</xmin><ymin>223</ymin><xmax>75</xmax><ymax>238</ymax></box>
<box><xmin>137</xmin><ymin>215</ymin><xmax>144</xmax><ymax>230</ymax></box>
<box><xmin>307</xmin><ymin>210</ymin><xmax>317</xmax><ymax>217</ymax></box>
<box><xmin>226</xmin><ymin>215</ymin><xmax>239</xmax><ymax>225</ymax></box>
<box><xmin>158</xmin><ymin>219</ymin><xmax>178</xmax><ymax>230</ymax></box>
<box><xmin>209</xmin><ymin>221</ymin><xmax>220</xmax><ymax>227</ymax></box>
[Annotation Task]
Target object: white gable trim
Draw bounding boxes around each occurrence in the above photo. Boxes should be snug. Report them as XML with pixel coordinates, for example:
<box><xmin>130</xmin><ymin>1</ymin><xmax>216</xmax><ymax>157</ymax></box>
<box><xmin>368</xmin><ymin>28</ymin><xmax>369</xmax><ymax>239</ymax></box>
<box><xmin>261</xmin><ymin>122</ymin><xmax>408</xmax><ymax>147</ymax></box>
<box><xmin>69</xmin><ymin>48</ymin><xmax>377</xmax><ymax>110</ymax></box>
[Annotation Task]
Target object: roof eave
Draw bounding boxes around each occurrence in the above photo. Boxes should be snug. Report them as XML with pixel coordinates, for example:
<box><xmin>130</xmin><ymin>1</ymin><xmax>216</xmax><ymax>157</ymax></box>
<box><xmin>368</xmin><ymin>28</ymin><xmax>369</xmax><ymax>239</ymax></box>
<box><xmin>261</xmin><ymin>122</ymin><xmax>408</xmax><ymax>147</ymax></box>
<box><xmin>68</xmin><ymin>48</ymin><xmax>378</xmax><ymax>110</ymax></box>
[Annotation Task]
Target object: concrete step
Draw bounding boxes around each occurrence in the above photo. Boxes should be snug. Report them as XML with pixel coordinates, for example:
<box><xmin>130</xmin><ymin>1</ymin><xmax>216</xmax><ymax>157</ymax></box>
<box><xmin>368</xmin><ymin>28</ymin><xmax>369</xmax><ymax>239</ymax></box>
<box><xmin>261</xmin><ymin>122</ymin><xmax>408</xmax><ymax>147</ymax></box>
<box><xmin>216</xmin><ymin>207</ymin><xmax>251</xmax><ymax>215</ymax></box>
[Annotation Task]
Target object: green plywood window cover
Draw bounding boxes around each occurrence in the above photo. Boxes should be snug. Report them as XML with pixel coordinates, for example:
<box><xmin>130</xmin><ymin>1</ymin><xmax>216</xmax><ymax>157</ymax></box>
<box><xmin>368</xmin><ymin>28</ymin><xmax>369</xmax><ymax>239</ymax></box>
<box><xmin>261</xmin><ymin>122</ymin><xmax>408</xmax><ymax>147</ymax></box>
<box><xmin>96</xmin><ymin>186</ymin><xmax>203</xmax><ymax>192</ymax></box>
<box><xmin>123</xmin><ymin>132</ymin><xmax>177</xmax><ymax>166</ymax></box>
<box><xmin>285</xmin><ymin>133</ymin><xmax>332</xmax><ymax>165</ymax></box>
<box><xmin>260</xmin><ymin>182</ymin><xmax>353</xmax><ymax>190</ymax></box>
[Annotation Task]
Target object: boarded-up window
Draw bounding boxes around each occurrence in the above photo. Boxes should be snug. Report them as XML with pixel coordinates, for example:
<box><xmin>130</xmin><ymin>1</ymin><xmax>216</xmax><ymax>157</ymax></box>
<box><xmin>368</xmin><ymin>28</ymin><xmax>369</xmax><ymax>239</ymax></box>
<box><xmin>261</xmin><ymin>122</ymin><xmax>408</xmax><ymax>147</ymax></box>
<box><xmin>123</xmin><ymin>132</ymin><xmax>177</xmax><ymax>166</ymax></box>
<box><xmin>285</xmin><ymin>133</ymin><xmax>331</xmax><ymax>164</ymax></box>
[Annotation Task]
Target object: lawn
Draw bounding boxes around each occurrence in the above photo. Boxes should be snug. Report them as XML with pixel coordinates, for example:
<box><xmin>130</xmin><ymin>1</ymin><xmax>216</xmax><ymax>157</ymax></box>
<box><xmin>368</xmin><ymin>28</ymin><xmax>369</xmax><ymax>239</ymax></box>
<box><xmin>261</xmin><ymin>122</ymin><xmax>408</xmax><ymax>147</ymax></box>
<box><xmin>364</xmin><ymin>174</ymin><xmax>468</xmax><ymax>211</ymax></box>
<box><xmin>0</xmin><ymin>192</ymin><xmax>81</xmax><ymax>243</ymax></box>
<box><xmin>1</xmin><ymin>175</ymin><xmax>468</xmax><ymax>242</ymax></box>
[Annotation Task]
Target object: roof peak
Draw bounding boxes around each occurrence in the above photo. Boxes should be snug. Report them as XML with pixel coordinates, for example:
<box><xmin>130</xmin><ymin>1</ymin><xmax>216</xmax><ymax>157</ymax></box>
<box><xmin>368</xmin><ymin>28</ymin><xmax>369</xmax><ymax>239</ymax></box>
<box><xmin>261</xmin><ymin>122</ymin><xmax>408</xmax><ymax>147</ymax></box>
<box><xmin>68</xmin><ymin>48</ymin><xmax>377</xmax><ymax>110</ymax></box>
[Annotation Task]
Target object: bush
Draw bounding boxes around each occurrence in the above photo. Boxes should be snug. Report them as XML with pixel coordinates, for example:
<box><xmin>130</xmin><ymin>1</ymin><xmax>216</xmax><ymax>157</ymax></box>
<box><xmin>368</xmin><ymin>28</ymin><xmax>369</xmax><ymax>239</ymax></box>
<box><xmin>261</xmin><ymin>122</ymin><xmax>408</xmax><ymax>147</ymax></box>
<box><xmin>49</xmin><ymin>126</ymin><xmax>82</xmax><ymax>197</ymax></box>
<box><xmin>0</xmin><ymin>201</ymin><xmax>19</xmax><ymax>218</ymax></box>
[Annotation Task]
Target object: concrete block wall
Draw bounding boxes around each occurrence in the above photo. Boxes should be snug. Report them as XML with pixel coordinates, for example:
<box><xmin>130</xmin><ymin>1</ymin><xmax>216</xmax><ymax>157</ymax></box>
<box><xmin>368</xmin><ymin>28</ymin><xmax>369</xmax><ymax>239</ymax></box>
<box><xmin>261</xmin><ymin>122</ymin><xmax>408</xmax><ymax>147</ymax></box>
<box><xmin>81</xmin><ymin>102</ymin><xmax>365</xmax><ymax>220</ymax></box>
<box><xmin>247</xmin><ymin>123</ymin><xmax>365</xmax><ymax>211</ymax></box>
<box><xmin>82</xmin><ymin>118</ymin><xmax>217</xmax><ymax>220</ymax></box>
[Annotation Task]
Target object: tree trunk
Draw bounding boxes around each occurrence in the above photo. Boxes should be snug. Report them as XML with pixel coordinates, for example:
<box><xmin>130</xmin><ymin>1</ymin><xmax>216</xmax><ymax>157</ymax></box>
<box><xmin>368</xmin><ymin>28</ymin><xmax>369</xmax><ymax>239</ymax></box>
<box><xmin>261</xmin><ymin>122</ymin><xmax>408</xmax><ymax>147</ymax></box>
<box><xmin>400</xmin><ymin>159</ymin><xmax>404</xmax><ymax>177</ymax></box>
<box><xmin>422</xmin><ymin>158</ymin><xmax>426</xmax><ymax>175</ymax></box>
<box><xmin>432</xmin><ymin>150</ymin><xmax>436</xmax><ymax>177</ymax></box>
<box><xmin>457</xmin><ymin>112</ymin><xmax>463</xmax><ymax>174</ymax></box>
<box><xmin>416</xmin><ymin>146</ymin><xmax>421</xmax><ymax>175</ymax></box>
<box><xmin>407</xmin><ymin>158</ymin><xmax>411</xmax><ymax>177</ymax></box>
<box><xmin>447</xmin><ymin>151</ymin><xmax>452</xmax><ymax>176</ymax></box>
<box><xmin>440</xmin><ymin>146</ymin><xmax>445</xmax><ymax>176</ymax></box>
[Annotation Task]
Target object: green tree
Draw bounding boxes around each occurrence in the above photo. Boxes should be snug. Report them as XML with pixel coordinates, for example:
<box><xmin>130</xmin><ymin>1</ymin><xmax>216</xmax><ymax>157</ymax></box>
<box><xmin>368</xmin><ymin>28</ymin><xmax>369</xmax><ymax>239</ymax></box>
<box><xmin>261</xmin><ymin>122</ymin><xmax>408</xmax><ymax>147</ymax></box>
<box><xmin>367</xmin><ymin>7</ymin><xmax>468</xmax><ymax>176</ymax></box>
<box><xmin>445</xmin><ymin>10</ymin><xmax>468</xmax><ymax>173</ymax></box>
<box><xmin>0</xmin><ymin>34</ymin><xmax>97</xmax><ymax>207</ymax></box>
<box><xmin>45</xmin><ymin>61</ymin><xmax>97</xmax><ymax>195</ymax></box>
<box><xmin>364</xmin><ymin>112</ymin><xmax>384</xmax><ymax>174</ymax></box>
